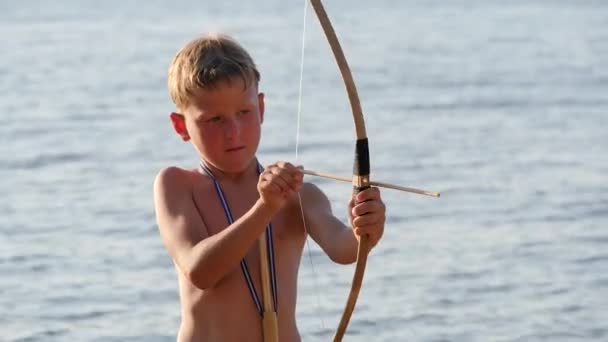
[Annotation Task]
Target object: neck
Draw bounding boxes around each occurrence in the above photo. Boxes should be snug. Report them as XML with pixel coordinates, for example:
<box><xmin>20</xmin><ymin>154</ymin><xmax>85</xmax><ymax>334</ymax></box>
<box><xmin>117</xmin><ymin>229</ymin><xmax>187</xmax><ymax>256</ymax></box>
<box><xmin>201</xmin><ymin>158</ymin><xmax>259</xmax><ymax>183</ymax></box>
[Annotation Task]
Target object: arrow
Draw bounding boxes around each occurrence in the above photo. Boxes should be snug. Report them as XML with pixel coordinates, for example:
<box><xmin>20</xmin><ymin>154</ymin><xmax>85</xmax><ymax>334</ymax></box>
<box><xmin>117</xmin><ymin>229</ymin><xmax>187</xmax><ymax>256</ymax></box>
<box><xmin>302</xmin><ymin>169</ymin><xmax>440</xmax><ymax>197</ymax></box>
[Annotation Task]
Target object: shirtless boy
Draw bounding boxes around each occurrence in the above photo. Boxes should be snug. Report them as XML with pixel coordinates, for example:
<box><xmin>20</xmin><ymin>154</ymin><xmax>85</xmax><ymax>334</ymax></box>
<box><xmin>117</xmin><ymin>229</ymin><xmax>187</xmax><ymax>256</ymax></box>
<box><xmin>154</xmin><ymin>33</ymin><xmax>386</xmax><ymax>342</ymax></box>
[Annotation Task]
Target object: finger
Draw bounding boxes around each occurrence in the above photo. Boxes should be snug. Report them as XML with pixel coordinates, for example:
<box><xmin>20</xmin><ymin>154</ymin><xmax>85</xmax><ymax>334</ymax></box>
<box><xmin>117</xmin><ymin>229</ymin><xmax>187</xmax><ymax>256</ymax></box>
<box><xmin>269</xmin><ymin>175</ymin><xmax>294</xmax><ymax>194</ymax></box>
<box><xmin>261</xmin><ymin>170</ymin><xmax>293</xmax><ymax>191</ymax></box>
<box><xmin>274</xmin><ymin>161</ymin><xmax>299</xmax><ymax>175</ymax></box>
<box><xmin>275</xmin><ymin>161</ymin><xmax>293</xmax><ymax>169</ymax></box>
<box><xmin>260</xmin><ymin>181</ymin><xmax>282</xmax><ymax>196</ymax></box>
<box><xmin>353</xmin><ymin>225</ymin><xmax>382</xmax><ymax>245</ymax></box>
<box><xmin>276</xmin><ymin>162</ymin><xmax>305</xmax><ymax>177</ymax></box>
<box><xmin>267</xmin><ymin>166</ymin><xmax>297</xmax><ymax>190</ymax></box>
<box><xmin>275</xmin><ymin>165</ymin><xmax>303</xmax><ymax>191</ymax></box>
<box><xmin>289</xmin><ymin>168</ymin><xmax>304</xmax><ymax>184</ymax></box>
<box><xmin>280</xmin><ymin>162</ymin><xmax>304</xmax><ymax>182</ymax></box>
<box><xmin>354</xmin><ymin>223</ymin><xmax>377</xmax><ymax>233</ymax></box>
<box><xmin>353</xmin><ymin>225</ymin><xmax>375</xmax><ymax>238</ymax></box>
<box><xmin>347</xmin><ymin>196</ymin><xmax>356</xmax><ymax>209</ymax></box>
<box><xmin>354</xmin><ymin>187</ymin><xmax>381</xmax><ymax>203</ymax></box>
<box><xmin>276</xmin><ymin>171</ymin><xmax>302</xmax><ymax>193</ymax></box>
<box><xmin>259</xmin><ymin>174</ymin><xmax>284</xmax><ymax>194</ymax></box>
<box><xmin>268</xmin><ymin>163</ymin><xmax>298</xmax><ymax>179</ymax></box>
<box><xmin>351</xmin><ymin>214</ymin><xmax>383</xmax><ymax>228</ymax></box>
<box><xmin>353</xmin><ymin>225</ymin><xmax>377</xmax><ymax>240</ymax></box>
<box><xmin>351</xmin><ymin>200</ymin><xmax>385</xmax><ymax>217</ymax></box>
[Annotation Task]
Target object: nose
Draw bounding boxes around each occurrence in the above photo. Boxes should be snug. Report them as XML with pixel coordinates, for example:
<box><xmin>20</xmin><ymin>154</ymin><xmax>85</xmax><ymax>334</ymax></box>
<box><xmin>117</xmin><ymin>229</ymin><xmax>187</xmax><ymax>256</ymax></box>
<box><xmin>223</xmin><ymin>117</ymin><xmax>240</xmax><ymax>138</ymax></box>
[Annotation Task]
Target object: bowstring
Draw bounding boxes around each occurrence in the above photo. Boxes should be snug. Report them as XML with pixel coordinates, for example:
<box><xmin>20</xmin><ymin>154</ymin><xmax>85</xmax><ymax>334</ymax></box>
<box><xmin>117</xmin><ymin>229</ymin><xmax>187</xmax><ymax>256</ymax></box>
<box><xmin>295</xmin><ymin>0</ymin><xmax>325</xmax><ymax>331</ymax></box>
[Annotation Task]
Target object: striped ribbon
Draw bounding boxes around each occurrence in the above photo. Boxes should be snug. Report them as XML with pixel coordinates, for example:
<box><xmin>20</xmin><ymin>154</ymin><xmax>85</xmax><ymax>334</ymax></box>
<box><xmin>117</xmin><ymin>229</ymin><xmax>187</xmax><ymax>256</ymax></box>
<box><xmin>199</xmin><ymin>160</ymin><xmax>278</xmax><ymax>315</ymax></box>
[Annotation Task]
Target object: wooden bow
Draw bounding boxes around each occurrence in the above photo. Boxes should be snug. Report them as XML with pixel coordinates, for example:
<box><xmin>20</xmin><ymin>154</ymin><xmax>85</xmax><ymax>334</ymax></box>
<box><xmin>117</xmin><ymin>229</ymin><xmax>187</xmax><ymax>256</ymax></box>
<box><xmin>309</xmin><ymin>1</ymin><xmax>370</xmax><ymax>340</ymax></box>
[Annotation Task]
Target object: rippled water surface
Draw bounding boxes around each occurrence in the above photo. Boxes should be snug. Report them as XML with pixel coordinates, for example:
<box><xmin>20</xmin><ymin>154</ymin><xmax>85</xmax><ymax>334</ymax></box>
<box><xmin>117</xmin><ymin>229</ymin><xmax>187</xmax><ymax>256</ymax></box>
<box><xmin>2</xmin><ymin>1</ymin><xmax>607</xmax><ymax>341</ymax></box>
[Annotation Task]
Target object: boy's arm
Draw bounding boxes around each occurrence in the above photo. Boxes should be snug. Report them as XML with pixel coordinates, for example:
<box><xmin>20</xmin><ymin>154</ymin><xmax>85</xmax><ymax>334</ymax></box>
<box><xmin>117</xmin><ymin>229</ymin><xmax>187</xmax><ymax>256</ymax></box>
<box><xmin>299</xmin><ymin>183</ymin><xmax>359</xmax><ymax>264</ymax></box>
<box><xmin>154</xmin><ymin>167</ymin><xmax>274</xmax><ymax>290</ymax></box>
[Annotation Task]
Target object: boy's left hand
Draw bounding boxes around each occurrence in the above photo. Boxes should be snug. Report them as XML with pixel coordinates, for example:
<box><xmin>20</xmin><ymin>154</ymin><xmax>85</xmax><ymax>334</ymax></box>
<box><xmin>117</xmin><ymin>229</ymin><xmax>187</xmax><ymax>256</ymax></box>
<box><xmin>348</xmin><ymin>187</ymin><xmax>385</xmax><ymax>248</ymax></box>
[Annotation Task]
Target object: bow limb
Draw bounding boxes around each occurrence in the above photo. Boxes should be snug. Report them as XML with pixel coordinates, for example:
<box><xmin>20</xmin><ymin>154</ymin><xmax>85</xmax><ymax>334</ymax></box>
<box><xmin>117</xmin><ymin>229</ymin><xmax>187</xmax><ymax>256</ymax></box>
<box><xmin>309</xmin><ymin>1</ymin><xmax>371</xmax><ymax>341</ymax></box>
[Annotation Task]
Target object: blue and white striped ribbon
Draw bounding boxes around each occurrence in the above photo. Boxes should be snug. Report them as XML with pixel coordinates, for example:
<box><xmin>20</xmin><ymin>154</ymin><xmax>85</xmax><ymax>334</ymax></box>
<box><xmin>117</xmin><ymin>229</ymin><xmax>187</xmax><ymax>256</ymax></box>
<box><xmin>199</xmin><ymin>160</ymin><xmax>278</xmax><ymax>315</ymax></box>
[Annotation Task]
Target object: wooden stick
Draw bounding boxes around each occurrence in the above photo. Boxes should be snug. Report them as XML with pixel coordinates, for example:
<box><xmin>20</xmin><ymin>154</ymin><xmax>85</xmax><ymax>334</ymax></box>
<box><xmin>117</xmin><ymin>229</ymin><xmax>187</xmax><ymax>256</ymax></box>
<box><xmin>302</xmin><ymin>169</ymin><xmax>440</xmax><ymax>197</ymax></box>
<box><xmin>259</xmin><ymin>234</ymin><xmax>279</xmax><ymax>342</ymax></box>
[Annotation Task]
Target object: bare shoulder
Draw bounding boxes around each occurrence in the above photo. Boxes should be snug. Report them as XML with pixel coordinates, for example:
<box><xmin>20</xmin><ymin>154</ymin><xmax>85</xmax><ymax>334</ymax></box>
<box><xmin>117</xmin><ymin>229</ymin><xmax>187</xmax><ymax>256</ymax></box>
<box><xmin>153</xmin><ymin>165</ymin><xmax>210</xmax><ymax>267</ymax></box>
<box><xmin>154</xmin><ymin>166</ymin><xmax>208</xmax><ymax>200</ymax></box>
<box><xmin>154</xmin><ymin>166</ymin><xmax>195</xmax><ymax>192</ymax></box>
<box><xmin>154</xmin><ymin>167</ymin><xmax>209</xmax><ymax>284</ymax></box>
<box><xmin>153</xmin><ymin>166</ymin><xmax>212</xmax><ymax>226</ymax></box>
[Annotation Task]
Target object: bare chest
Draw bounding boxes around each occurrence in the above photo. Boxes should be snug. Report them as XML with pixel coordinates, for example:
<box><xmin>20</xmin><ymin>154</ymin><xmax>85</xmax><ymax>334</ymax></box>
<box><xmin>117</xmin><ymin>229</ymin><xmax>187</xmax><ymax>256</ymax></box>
<box><xmin>189</xmin><ymin>179</ymin><xmax>307</xmax><ymax>318</ymax></box>
<box><xmin>194</xmin><ymin>178</ymin><xmax>302</xmax><ymax>242</ymax></box>
<box><xmin>192</xmin><ymin>180</ymin><xmax>306</xmax><ymax>277</ymax></box>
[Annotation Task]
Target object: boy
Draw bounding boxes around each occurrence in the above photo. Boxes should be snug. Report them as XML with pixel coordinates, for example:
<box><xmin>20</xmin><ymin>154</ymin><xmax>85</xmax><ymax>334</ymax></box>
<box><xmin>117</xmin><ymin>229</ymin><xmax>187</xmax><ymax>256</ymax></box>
<box><xmin>154</xmin><ymin>33</ymin><xmax>386</xmax><ymax>342</ymax></box>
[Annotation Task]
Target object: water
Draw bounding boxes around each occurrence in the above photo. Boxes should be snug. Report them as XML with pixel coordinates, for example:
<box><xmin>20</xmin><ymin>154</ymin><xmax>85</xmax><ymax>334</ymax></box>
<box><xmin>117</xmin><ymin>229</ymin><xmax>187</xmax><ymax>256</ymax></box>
<box><xmin>1</xmin><ymin>1</ymin><xmax>607</xmax><ymax>341</ymax></box>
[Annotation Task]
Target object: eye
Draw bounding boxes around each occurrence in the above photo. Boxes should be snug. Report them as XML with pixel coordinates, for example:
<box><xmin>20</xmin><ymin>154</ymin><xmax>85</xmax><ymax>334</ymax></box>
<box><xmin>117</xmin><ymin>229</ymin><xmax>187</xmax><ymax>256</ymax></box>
<box><xmin>206</xmin><ymin>116</ymin><xmax>222</xmax><ymax>123</ymax></box>
<box><xmin>237</xmin><ymin>110</ymin><xmax>250</xmax><ymax>116</ymax></box>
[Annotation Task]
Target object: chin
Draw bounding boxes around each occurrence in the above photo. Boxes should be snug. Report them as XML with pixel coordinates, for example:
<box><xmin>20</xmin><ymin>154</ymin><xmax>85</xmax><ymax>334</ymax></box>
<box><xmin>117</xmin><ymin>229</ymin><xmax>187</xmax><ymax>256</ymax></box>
<box><xmin>224</xmin><ymin>156</ymin><xmax>257</xmax><ymax>173</ymax></box>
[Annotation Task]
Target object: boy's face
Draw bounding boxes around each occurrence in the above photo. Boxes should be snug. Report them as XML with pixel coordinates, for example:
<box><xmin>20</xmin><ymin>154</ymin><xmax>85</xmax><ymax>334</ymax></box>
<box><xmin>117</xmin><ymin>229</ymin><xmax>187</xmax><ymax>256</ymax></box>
<box><xmin>171</xmin><ymin>78</ymin><xmax>264</xmax><ymax>173</ymax></box>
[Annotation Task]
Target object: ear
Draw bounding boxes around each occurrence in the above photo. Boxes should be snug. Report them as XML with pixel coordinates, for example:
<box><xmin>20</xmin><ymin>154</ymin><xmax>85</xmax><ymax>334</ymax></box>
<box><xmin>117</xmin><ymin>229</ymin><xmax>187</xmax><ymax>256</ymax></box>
<box><xmin>169</xmin><ymin>112</ymin><xmax>190</xmax><ymax>141</ymax></box>
<box><xmin>258</xmin><ymin>92</ymin><xmax>265</xmax><ymax>124</ymax></box>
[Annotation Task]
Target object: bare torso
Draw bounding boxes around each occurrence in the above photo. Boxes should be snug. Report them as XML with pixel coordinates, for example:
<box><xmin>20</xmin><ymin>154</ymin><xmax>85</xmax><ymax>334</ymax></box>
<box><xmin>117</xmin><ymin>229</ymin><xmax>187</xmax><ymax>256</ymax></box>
<box><xmin>175</xmin><ymin>170</ymin><xmax>307</xmax><ymax>342</ymax></box>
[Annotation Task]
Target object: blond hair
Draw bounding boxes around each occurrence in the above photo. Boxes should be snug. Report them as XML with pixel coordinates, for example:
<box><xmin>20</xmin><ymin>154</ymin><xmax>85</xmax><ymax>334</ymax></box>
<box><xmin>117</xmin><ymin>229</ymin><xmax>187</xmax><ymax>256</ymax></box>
<box><xmin>168</xmin><ymin>33</ymin><xmax>260</xmax><ymax>109</ymax></box>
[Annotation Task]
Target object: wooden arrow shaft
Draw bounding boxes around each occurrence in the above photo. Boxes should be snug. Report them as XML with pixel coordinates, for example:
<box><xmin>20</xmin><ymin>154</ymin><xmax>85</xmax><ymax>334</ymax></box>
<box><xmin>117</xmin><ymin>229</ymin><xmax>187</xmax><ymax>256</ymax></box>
<box><xmin>302</xmin><ymin>169</ymin><xmax>440</xmax><ymax>198</ymax></box>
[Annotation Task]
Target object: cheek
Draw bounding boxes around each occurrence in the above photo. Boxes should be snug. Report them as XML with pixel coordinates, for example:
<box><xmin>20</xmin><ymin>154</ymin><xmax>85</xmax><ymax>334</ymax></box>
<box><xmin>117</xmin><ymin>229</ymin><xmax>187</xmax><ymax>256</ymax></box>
<box><xmin>201</xmin><ymin>126</ymin><xmax>222</xmax><ymax>141</ymax></box>
<box><xmin>188</xmin><ymin>123</ymin><xmax>212</xmax><ymax>141</ymax></box>
<box><xmin>246</xmin><ymin>117</ymin><xmax>262</xmax><ymax>137</ymax></box>
<box><xmin>246</xmin><ymin>114</ymin><xmax>262</xmax><ymax>128</ymax></box>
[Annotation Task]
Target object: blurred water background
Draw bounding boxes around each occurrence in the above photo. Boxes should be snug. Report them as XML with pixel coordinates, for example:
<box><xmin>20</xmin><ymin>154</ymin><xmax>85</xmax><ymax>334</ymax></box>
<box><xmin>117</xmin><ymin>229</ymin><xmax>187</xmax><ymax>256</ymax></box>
<box><xmin>1</xmin><ymin>0</ymin><xmax>607</xmax><ymax>341</ymax></box>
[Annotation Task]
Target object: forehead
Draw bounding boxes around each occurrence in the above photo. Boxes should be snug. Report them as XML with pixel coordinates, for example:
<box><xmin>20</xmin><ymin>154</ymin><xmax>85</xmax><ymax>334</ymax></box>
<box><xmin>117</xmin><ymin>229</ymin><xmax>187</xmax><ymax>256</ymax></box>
<box><xmin>187</xmin><ymin>78</ymin><xmax>258</xmax><ymax>115</ymax></box>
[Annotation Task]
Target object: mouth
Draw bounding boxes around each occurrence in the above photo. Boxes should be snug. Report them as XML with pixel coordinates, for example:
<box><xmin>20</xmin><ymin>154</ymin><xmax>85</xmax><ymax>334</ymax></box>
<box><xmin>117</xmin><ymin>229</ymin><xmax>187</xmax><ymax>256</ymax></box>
<box><xmin>225</xmin><ymin>146</ymin><xmax>245</xmax><ymax>153</ymax></box>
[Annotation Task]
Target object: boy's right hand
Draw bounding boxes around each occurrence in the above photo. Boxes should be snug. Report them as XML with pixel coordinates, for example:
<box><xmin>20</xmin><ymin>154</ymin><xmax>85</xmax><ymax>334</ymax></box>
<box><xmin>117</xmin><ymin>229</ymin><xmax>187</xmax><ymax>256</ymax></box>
<box><xmin>258</xmin><ymin>162</ymin><xmax>303</xmax><ymax>211</ymax></box>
